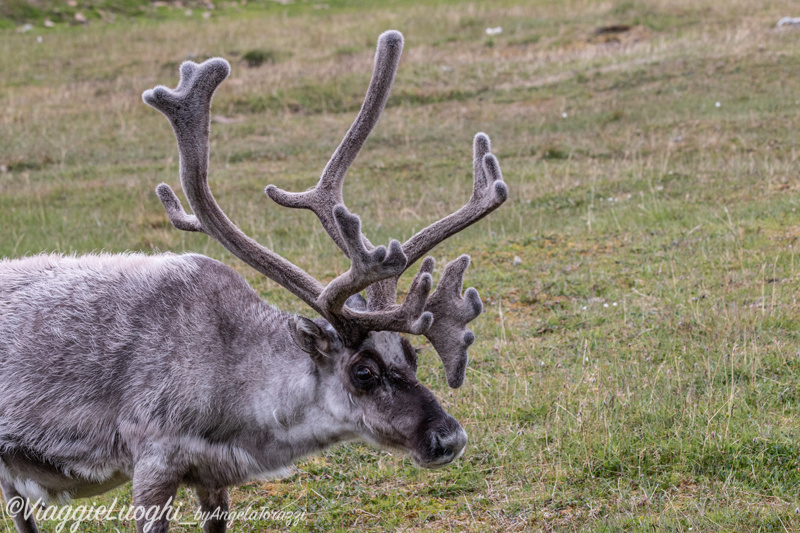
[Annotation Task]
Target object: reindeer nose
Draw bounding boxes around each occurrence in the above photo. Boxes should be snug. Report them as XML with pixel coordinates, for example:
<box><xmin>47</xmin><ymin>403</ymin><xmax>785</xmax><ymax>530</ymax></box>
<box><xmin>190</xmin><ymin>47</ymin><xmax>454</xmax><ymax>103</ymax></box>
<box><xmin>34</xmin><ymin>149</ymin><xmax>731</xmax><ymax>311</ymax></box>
<box><xmin>427</xmin><ymin>421</ymin><xmax>468</xmax><ymax>467</ymax></box>
<box><xmin>434</xmin><ymin>426</ymin><xmax>468</xmax><ymax>462</ymax></box>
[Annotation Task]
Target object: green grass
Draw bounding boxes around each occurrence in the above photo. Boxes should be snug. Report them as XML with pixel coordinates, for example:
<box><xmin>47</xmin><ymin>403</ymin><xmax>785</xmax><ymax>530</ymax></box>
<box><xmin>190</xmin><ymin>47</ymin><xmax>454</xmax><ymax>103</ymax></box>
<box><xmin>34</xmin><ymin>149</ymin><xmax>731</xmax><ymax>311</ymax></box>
<box><xmin>2</xmin><ymin>0</ymin><xmax>800</xmax><ymax>531</ymax></box>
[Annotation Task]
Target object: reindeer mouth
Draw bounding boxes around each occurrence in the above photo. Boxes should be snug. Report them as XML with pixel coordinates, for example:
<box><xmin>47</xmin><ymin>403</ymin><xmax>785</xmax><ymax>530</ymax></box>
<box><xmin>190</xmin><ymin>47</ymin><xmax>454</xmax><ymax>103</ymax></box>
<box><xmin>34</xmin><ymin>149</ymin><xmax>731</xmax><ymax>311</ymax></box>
<box><xmin>411</xmin><ymin>446</ymin><xmax>466</xmax><ymax>469</ymax></box>
<box><xmin>411</xmin><ymin>427</ymin><xmax>468</xmax><ymax>469</ymax></box>
<box><xmin>357</xmin><ymin>419</ymin><xmax>467</xmax><ymax>469</ymax></box>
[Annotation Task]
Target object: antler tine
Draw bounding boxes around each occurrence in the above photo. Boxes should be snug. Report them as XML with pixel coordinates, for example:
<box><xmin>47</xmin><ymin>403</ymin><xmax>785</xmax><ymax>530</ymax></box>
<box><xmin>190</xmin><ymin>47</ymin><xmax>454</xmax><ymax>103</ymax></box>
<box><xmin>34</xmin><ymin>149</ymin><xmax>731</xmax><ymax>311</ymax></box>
<box><xmin>423</xmin><ymin>255</ymin><xmax>482</xmax><ymax>389</ymax></box>
<box><xmin>365</xmin><ymin>132</ymin><xmax>507</xmax><ymax>312</ymax></box>
<box><xmin>316</xmin><ymin>205</ymin><xmax>407</xmax><ymax>315</ymax></box>
<box><xmin>339</xmin><ymin>257</ymin><xmax>436</xmax><ymax>336</ymax></box>
<box><xmin>155</xmin><ymin>183</ymin><xmax>205</xmax><ymax>233</ymax></box>
<box><xmin>265</xmin><ymin>29</ymin><xmax>404</xmax><ymax>255</ymax></box>
<box><xmin>143</xmin><ymin>58</ymin><xmax>325</xmax><ymax>313</ymax></box>
<box><xmin>402</xmin><ymin>132</ymin><xmax>508</xmax><ymax>266</ymax></box>
<box><xmin>364</xmin><ymin>253</ymin><xmax>483</xmax><ymax>388</ymax></box>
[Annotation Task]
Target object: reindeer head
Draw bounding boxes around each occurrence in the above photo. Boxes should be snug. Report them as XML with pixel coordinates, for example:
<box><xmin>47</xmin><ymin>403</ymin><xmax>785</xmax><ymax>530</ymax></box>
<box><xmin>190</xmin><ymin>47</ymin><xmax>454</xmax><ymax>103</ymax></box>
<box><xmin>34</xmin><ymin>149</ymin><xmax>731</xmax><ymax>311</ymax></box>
<box><xmin>143</xmin><ymin>31</ymin><xmax>507</xmax><ymax>468</ymax></box>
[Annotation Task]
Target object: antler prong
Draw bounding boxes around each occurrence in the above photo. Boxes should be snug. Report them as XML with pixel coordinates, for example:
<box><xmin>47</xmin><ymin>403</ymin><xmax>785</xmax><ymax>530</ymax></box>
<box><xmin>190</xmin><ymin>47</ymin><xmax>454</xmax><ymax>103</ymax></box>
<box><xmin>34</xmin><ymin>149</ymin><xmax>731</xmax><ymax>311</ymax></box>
<box><xmin>401</xmin><ymin>133</ymin><xmax>508</xmax><ymax>266</ymax></box>
<box><xmin>400</xmin><ymin>257</ymin><xmax>435</xmax><ymax>335</ymax></box>
<box><xmin>317</xmin><ymin>205</ymin><xmax>407</xmax><ymax>315</ymax></box>
<box><xmin>263</xmin><ymin>185</ymin><xmax>309</xmax><ymax>210</ymax></box>
<box><xmin>156</xmin><ymin>183</ymin><xmax>206</xmax><ymax>233</ymax></box>
<box><xmin>265</xmin><ymin>29</ymin><xmax>404</xmax><ymax>255</ymax></box>
<box><xmin>340</xmin><ymin>257</ymin><xmax>435</xmax><ymax>336</ymax></box>
<box><xmin>422</xmin><ymin>255</ymin><xmax>483</xmax><ymax>388</ymax></box>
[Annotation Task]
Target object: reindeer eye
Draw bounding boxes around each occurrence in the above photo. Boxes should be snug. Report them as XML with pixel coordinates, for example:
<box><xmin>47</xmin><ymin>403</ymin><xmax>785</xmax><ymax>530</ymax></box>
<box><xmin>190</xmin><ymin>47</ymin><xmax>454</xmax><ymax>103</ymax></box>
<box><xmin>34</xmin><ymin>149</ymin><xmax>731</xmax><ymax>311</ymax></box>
<box><xmin>354</xmin><ymin>366</ymin><xmax>375</xmax><ymax>383</ymax></box>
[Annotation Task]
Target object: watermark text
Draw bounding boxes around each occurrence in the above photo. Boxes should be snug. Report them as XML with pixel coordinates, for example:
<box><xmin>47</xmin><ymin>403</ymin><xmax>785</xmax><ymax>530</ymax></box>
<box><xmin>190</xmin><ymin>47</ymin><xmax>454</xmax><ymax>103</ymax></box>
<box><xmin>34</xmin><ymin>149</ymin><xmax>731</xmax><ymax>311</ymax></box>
<box><xmin>3</xmin><ymin>496</ymin><xmax>305</xmax><ymax>532</ymax></box>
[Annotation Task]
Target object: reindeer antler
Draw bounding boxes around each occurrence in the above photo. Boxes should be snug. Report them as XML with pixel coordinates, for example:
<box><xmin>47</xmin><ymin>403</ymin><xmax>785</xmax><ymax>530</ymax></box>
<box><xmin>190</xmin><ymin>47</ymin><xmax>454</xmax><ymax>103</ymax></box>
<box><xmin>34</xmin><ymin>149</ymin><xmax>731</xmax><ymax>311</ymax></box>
<box><xmin>265</xmin><ymin>30</ymin><xmax>404</xmax><ymax>255</ymax></box>
<box><xmin>144</xmin><ymin>59</ymin><xmax>324</xmax><ymax>313</ymax></box>
<box><xmin>143</xmin><ymin>30</ymin><xmax>507</xmax><ymax>388</ymax></box>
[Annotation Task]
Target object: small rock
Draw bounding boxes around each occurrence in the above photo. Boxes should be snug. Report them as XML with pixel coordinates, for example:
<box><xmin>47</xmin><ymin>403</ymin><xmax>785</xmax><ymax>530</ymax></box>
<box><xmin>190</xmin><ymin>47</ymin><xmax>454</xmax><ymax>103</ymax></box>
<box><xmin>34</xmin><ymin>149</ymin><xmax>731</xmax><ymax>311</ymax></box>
<box><xmin>43</xmin><ymin>19</ymin><xmax>55</xmax><ymax>28</ymax></box>
<box><xmin>67</xmin><ymin>0</ymin><xmax>78</xmax><ymax>6</ymax></box>
<box><xmin>212</xmin><ymin>115</ymin><xmax>245</xmax><ymax>124</ymax></box>
<box><xmin>17</xmin><ymin>23</ymin><xmax>33</xmax><ymax>33</ymax></box>
<box><xmin>74</xmin><ymin>12</ymin><xmax>88</xmax><ymax>23</ymax></box>
<box><xmin>778</xmin><ymin>16</ymin><xmax>800</xmax><ymax>27</ymax></box>
<box><xmin>595</xmin><ymin>24</ymin><xmax>630</xmax><ymax>35</ymax></box>
<box><xmin>512</xmin><ymin>256</ymin><xmax>522</xmax><ymax>266</ymax></box>
<box><xmin>202</xmin><ymin>11</ymin><xmax>212</xmax><ymax>19</ymax></box>
<box><xmin>485</xmin><ymin>27</ymin><xmax>503</xmax><ymax>35</ymax></box>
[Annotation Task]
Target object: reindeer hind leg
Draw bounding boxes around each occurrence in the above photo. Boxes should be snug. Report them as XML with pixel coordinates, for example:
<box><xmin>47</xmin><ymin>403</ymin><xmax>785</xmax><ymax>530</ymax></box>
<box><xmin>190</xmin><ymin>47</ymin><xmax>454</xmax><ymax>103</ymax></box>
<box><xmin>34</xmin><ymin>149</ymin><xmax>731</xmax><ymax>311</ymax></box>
<box><xmin>195</xmin><ymin>486</ymin><xmax>229</xmax><ymax>533</ymax></box>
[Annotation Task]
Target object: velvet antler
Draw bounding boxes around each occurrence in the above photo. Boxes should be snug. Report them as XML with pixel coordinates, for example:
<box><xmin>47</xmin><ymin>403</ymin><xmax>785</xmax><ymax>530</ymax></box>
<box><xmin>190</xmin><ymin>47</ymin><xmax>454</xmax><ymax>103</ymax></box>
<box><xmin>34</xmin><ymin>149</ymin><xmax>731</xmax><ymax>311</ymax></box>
<box><xmin>143</xmin><ymin>30</ymin><xmax>507</xmax><ymax>388</ymax></box>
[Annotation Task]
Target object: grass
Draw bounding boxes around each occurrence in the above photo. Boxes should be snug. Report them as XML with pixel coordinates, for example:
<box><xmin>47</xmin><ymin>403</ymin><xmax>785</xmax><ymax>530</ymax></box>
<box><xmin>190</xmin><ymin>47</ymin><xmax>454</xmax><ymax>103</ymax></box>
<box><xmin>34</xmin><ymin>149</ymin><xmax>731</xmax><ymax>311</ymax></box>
<box><xmin>2</xmin><ymin>0</ymin><xmax>800</xmax><ymax>531</ymax></box>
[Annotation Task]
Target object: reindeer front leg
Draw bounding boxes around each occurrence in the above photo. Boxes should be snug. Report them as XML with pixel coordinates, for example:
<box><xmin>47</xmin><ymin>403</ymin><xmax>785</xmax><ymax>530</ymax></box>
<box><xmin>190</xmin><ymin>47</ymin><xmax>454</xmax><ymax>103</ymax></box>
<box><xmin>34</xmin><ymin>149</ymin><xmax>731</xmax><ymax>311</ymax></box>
<box><xmin>0</xmin><ymin>479</ymin><xmax>38</xmax><ymax>533</ymax></box>
<box><xmin>131</xmin><ymin>460</ymin><xmax>178</xmax><ymax>533</ymax></box>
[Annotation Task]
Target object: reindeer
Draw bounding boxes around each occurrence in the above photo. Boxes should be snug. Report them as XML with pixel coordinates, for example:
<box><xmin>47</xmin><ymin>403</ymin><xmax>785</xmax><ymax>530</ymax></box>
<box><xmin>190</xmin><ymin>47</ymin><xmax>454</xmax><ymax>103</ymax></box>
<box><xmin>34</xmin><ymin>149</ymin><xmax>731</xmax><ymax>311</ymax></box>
<box><xmin>0</xmin><ymin>30</ymin><xmax>507</xmax><ymax>532</ymax></box>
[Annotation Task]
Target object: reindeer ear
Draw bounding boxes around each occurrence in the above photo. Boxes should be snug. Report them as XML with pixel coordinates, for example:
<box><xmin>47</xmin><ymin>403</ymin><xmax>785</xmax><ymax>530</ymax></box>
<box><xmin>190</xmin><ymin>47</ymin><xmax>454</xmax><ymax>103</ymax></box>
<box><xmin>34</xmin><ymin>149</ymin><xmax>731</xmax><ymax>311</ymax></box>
<box><xmin>289</xmin><ymin>316</ymin><xmax>337</xmax><ymax>367</ymax></box>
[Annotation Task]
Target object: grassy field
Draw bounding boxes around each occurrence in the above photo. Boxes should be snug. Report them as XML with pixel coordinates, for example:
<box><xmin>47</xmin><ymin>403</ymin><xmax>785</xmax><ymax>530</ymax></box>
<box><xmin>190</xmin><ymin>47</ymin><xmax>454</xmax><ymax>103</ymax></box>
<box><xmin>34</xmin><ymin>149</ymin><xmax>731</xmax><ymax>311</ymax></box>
<box><xmin>2</xmin><ymin>0</ymin><xmax>800</xmax><ymax>531</ymax></box>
